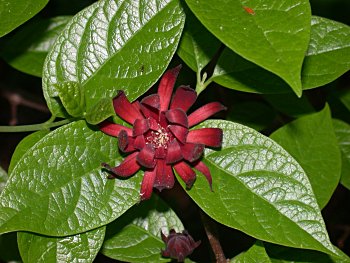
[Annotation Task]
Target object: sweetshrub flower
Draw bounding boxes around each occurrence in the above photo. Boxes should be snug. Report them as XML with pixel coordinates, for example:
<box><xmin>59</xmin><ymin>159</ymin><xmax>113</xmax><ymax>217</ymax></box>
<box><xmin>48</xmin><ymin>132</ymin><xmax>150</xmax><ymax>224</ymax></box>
<box><xmin>100</xmin><ymin>65</ymin><xmax>225</xmax><ymax>200</ymax></box>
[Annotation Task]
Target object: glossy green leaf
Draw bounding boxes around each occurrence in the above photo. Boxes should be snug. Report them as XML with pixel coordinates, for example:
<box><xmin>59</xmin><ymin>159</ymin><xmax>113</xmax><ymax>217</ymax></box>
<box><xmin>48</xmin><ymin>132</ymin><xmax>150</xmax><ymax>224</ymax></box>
<box><xmin>18</xmin><ymin>227</ymin><xmax>105</xmax><ymax>263</ymax></box>
<box><xmin>185</xmin><ymin>0</ymin><xmax>311</xmax><ymax>96</ymax></box>
<box><xmin>232</xmin><ymin>241</ymin><xmax>271</xmax><ymax>263</ymax></box>
<box><xmin>0</xmin><ymin>0</ymin><xmax>49</xmax><ymax>37</ymax></box>
<box><xmin>270</xmin><ymin>105</ymin><xmax>341</xmax><ymax>208</ymax></box>
<box><xmin>102</xmin><ymin>195</ymin><xmax>183</xmax><ymax>262</ymax></box>
<box><xmin>0</xmin><ymin>120</ymin><xmax>142</xmax><ymax>236</ymax></box>
<box><xmin>0</xmin><ymin>166</ymin><xmax>8</xmax><ymax>193</ymax></box>
<box><xmin>42</xmin><ymin>0</ymin><xmax>185</xmax><ymax>117</ymax></box>
<box><xmin>85</xmin><ymin>98</ymin><xmax>115</xmax><ymax>125</ymax></box>
<box><xmin>180</xmin><ymin>120</ymin><xmax>336</xmax><ymax>256</ymax></box>
<box><xmin>302</xmin><ymin>16</ymin><xmax>350</xmax><ymax>89</ymax></box>
<box><xmin>177</xmin><ymin>6</ymin><xmax>221</xmax><ymax>73</ymax></box>
<box><xmin>55</xmin><ymin>82</ymin><xmax>85</xmax><ymax>117</ymax></box>
<box><xmin>0</xmin><ymin>16</ymin><xmax>70</xmax><ymax>77</ymax></box>
<box><xmin>332</xmin><ymin>119</ymin><xmax>350</xmax><ymax>190</ymax></box>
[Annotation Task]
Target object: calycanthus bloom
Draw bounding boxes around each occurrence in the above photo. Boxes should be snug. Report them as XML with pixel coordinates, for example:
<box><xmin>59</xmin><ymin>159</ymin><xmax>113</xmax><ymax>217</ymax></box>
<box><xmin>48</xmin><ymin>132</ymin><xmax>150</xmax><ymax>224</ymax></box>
<box><xmin>100</xmin><ymin>65</ymin><xmax>225</xmax><ymax>200</ymax></box>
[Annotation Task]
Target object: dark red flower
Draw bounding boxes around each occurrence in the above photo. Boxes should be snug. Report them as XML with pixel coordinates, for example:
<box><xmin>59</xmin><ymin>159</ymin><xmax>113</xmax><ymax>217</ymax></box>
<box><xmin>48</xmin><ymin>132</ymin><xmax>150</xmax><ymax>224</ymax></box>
<box><xmin>161</xmin><ymin>229</ymin><xmax>201</xmax><ymax>262</ymax></box>
<box><xmin>100</xmin><ymin>65</ymin><xmax>225</xmax><ymax>200</ymax></box>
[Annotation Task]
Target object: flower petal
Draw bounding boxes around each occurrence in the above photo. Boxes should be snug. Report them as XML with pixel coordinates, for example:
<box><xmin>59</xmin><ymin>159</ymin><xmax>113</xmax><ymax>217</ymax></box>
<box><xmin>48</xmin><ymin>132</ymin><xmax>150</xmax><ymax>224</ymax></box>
<box><xmin>188</xmin><ymin>102</ymin><xmax>226</xmax><ymax>127</ymax></box>
<box><xmin>173</xmin><ymin>161</ymin><xmax>196</xmax><ymax>188</ymax></box>
<box><xmin>141</xmin><ymin>94</ymin><xmax>160</xmax><ymax>110</ymax></box>
<box><xmin>187</xmin><ymin>128</ymin><xmax>223</xmax><ymax>147</ymax></box>
<box><xmin>154</xmin><ymin>159</ymin><xmax>175</xmax><ymax>191</ymax></box>
<box><xmin>113</xmin><ymin>91</ymin><xmax>144</xmax><ymax>124</ymax></box>
<box><xmin>133</xmin><ymin>118</ymin><xmax>149</xmax><ymax>137</ymax></box>
<box><xmin>158</xmin><ymin>65</ymin><xmax>182</xmax><ymax>112</ymax></box>
<box><xmin>102</xmin><ymin>152</ymin><xmax>140</xmax><ymax>177</ymax></box>
<box><xmin>168</xmin><ymin>125</ymin><xmax>188</xmax><ymax>144</ymax></box>
<box><xmin>118</xmin><ymin>130</ymin><xmax>135</xmax><ymax>152</ymax></box>
<box><xmin>134</xmin><ymin>135</ymin><xmax>146</xmax><ymax>150</ymax></box>
<box><xmin>165</xmin><ymin>108</ymin><xmax>188</xmax><ymax>128</ymax></box>
<box><xmin>181</xmin><ymin>143</ymin><xmax>204</xmax><ymax>163</ymax></box>
<box><xmin>193</xmin><ymin>161</ymin><xmax>212</xmax><ymax>190</ymax></box>
<box><xmin>137</xmin><ymin>144</ymin><xmax>156</xmax><ymax>168</ymax></box>
<box><xmin>166</xmin><ymin>139</ymin><xmax>183</xmax><ymax>164</ymax></box>
<box><xmin>170</xmin><ymin>85</ymin><xmax>197</xmax><ymax>112</ymax></box>
<box><xmin>140</xmin><ymin>169</ymin><xmax>157</xmax><ymax>201</ymax></box>
<box><xmin>155</xmin><ymin>147</ymin><xmax>167</xmax><ymax>159</ymax></box>
<box><xmin>99</xmin><ymin>121</ymin><xmax>132</xmax><ymax>137</ymax></box>
<box><xmin>148</xmin><ymin>117</ymin><xmax>160</xmax><ymax>131</ymax></box>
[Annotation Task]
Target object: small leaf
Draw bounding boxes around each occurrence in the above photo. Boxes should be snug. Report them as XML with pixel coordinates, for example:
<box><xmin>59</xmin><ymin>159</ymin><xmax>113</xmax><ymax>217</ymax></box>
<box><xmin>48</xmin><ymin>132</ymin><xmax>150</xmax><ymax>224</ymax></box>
<box><xmin>270</xmin><ymin>105</ymin><xmax>341</xmax><ymax>208</ymax></box>
<box><xmin>179</xmin><ymin>120</ymin><xmax>336</xmax><ymax>256</ymax></box>
<box><xmin>185</xmin><ymin>0</ymin><xmax>311</xmax><ymax>96</ymax></box>
<box><xmin>0</xmin><ymin>16</ymin><xmax>71</xmax><ymax>77</ymax></box>
<box><xmin>302</xmin><ymin>16</ymin><xmax>350</xmax><ymax>89</ymax></box>
<box><xmin>17</xmin><ymin>227</ymin><xmax>105</xmax><ymax>263</ymax></box>
<box><xmin>0</xmin><ymin>120</ymin><xmax>142</xmax><ymax>236</ymax></box>
<box><xmin>0</xmin><ymin>0</ymin><xmax>49</xmax><ymax>37</ymax></box>
<box><xmin>43</xmin><ymin>0</ymin><xmax>185</xmax><ymax>117</ymax></box>
<box><xmin>55</xmin><ymin>81</ymin><xmax>85</xmax><ymax>117</ymax></box>
<box><xmin>232</xmin><ymin>241</ymin><xmax>271</xmax><ymax>263</ymax></box>
<box><xmin>332</xmin><ymin>119</ymin><xmax>350</xmax><ymax>191</ymax></box>
<box><xmin>85</xmin><ymin>98</ymin><xmax>115</xmax><ymax>125</ymax></box>
<box><xmin>102</xmin><ymin>195</ymin><xmax>183</xmax><ymax>262</ymax></box>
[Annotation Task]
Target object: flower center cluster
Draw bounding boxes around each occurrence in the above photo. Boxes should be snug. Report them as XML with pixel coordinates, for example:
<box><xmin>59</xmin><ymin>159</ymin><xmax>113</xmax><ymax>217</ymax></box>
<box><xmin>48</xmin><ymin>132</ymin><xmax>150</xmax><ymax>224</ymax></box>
<box><xmin>146</xmin><ymin>123</ymin><xmax>172</xmax><ymax>149</ymax></box>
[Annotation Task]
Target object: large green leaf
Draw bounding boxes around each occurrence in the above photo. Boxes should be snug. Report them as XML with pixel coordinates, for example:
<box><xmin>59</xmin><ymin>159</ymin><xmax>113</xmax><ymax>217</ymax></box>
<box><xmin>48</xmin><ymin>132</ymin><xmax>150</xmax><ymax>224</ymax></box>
<box><xmin>0</xmin><ymin>120</ymin><xmax>142</xmax><ymax>236</ymax></box>
<box><xmin>0</xmin><ymin>166</ymin><xmax>8</xmax><ymax>193</ymax></box>
<box><xmin>0</xmin><ymin>16</ymin><xmax>70</xmax><ymax>77</ymax></box>
<box><xmin>302</xmin><ymin>16</ymin><xmax>350</xmax><ymax>89</ymax></box>
<box><xmin>179</xmin><ymin>120</ymin><xmax>336</xmax><ymax>256</ymax></box>
<box><xmin>42</xmin><ymin>0</ymin><xmax>185</xmax><ymax>117</ymax></box>
<box><xmin>17</xmin><ymin>227</ymin><xmax>105</xmax><ymax>263</ymax></box>
<box><xmin>232</xmin><ymin>241</ymin><xmax>271</xmax><ymax>263</ymax></box>
<box><xmin>332</xmin><ymin>119</ymin><xmax>350</xmax><ymax>191</ymax></box>
<box><xmin>102</xmin><ymin>195</ymin><xmax>183</xmax><ymax>262</ymax></box>
<box><xmin>185</xmin><ymin>0</ymin><xmax>311</xmax><ymax>96</ymax></box>
<box><xmin>0</xmin><ymin>0</ymin><xmax>49</xmax><ymax>37</ymax></box>
<box><xmin>270</xmin><ymin>105</ymin><xmax>341</xmax><ymax>208</ymax></box>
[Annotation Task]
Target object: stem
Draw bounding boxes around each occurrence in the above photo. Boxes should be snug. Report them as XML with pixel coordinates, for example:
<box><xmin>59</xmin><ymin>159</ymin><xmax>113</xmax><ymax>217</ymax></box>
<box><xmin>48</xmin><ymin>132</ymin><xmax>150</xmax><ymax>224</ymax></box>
<box><xmin>0</xmin><ymin>119</ymin><xmax>75</xmax><ymax>133</ymax></box>
<box><xmin>200</xmin><ymin>211</ymin><xmax>227</xmax><ymax>263</ymax></box>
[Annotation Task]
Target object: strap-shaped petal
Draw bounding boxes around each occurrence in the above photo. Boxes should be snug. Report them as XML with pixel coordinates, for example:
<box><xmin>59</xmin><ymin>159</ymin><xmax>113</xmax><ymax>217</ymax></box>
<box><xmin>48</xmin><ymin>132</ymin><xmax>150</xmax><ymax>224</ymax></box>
<box><xmin>154</xmin><ymin>159</ymin><xmax>175</xmax><ymax>191</ymax></box>
<box><xmin>170</xmin><ymin>85</ymin><xmax>197</xmax><ymax>112</ymax></box>
<box><xmin>134</xmin><ymin>135</ymin><xmax>145</xmax><ymax>150</ymax></box>
<box><xmin>158</xmin><ymin>65</ymin><xmax>181</xmax><ymax>112</ymax></box>
<box><xmin>188</xmin><ymin>102</ymin><xmax>226</xmax><ymax>127</ymax></box>
<box><xmin>168</xmin><ymin>125</ymin><xmax>188</xmax><ymax>144</ymax></box>
<box><xmin>136</xmin><ymin>144</ymin><xmax>156</xmax><ymax>168</ymax></box>
<box><xmin>99</xmin><ymin>121</ymin><xmax>132</xmax><ymax>137</ymax></box>
<box><xmin>193</xmin><ymin>161</ymin><xmax>212</xmax><ymax>190</ymax></box>
<box><xmin>102</xmin><ymin>151</ymin><xmax>140</xmax><ymax>177</ymax></box>
<box><xmin>181</xmin><ymin>143</ymin><xmax>204</xmax><ymax>163</ymax></box>
<box><xmin>140</xmin><ymin>169</ymin><xmax>157</xmax><ymax>201</ymax></box>
<box><xmin>173</xmin><ymin>161</ymin><xmax>196</xmax><ymax>189</ymax></box>
<box><xmin>187</xmin><ymin>128</ymin><xmax>223</xmax><ymax>147</ymax></box>
<box><xmin>113</xmin><ymin>91</ymin><xmax>144</xmax><ymax>124</ymax></box>
<box><xmin>141</xmin><ymin>94</ymin><xmax>160</xmax><ymax>110</ymax></box>
<box><xmin>165</xmin><ymin>108</ymin><xmax>188</xmax><ymax>128</ymax></box>
<box><xmin>118</xmin><ymin>130</ymin><xmax>135</xmax><ymax>152</ymax></box>
<box><xmin>166</xmin><ymin>139</ymin><xmax>183</xmax><ymax>164</ymax></box>
<box><xmin>133</xmin><ymin>118</ymin><xmax>149</xmax><ymax>137</ymax></box>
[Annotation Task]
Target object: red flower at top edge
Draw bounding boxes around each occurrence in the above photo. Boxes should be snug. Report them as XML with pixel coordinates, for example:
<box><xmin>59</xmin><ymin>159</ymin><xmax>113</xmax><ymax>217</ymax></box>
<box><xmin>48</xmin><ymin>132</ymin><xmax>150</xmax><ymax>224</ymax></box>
<box><xmin>99</xmin><ymin>65</ymin><xmax>226</xmax><ymax>200</ymax></box>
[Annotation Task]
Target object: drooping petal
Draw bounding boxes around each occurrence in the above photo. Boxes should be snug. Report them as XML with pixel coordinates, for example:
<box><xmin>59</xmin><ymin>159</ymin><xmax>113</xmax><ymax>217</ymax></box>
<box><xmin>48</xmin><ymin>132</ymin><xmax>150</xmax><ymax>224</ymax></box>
<box><xmin>188</xmin><ymin>102</ymin><xmax>226</xmax><ymax>127</ymax></box>
<box><xmin>134</xmin><ymin>135</ymin><xmax>146</xmax><ymax>150</ymax></box>
<box><xmin>181</xmin><ymin>143</ymin><xmax>204</xmax><ymax>163</ymax></box>
<box><xmin>170</xmin><ymin>85</ymin><xmax>197</xmax><ymax>112</ymax></box>
<box><xmin>154</xmin><ymin>159</ymin><xmax>175</xmax><ymax>191</ymax></box>
<box><xmin>113</xmin><ymin>91</ymin><xmax>144</xmax><ymax>124</ymax></box>
<box><xmin>140</xmin><ymin>169</ymin><xmax>157</xmax><ymax>201</ymax></box>
<box><xmin>168</xmin><ymin>125</ymin><xmax>188</xmax><ymax>144</ymax></box>
<box><xmin>141</xmin><ymin>94</ymin><xmax>160</xmax><ymax>110</ymax></box>
<box><xmin>102</xmin><ymin>152</ymin><xmax>140</xmax><ymax>177</ymax></box>
<box><xmin>193</xmin><ymin>161</ymin><xmax>212</xmax><ymax>190</ymax></box>
<box><xmin>99</xmin><ymin>121</ymin><xmax>132</xmax><ymax>137</ymax></box>
<box><xmin>148</xmin><ymin>117</ymin><xmax>160</xmax><ymax>131</ymax></box>
<box><xmin>118</xmin><ymin>130</ymin><xmax>135</xmax><ymax>152</ymax></box>
<box><xmin>187</xmin><ymin>128</ymin><xmax>223</xmax><ymax>147</ymax></box>
<box><xmin>136</xmin><ymin>144</ymin><xmax>156</xmax><ymax>168</ymax></box>
<box><xmin>165</xmin><ymin>108</ymin><xmax>188</xmax><ymax>128</ymax></box>
<box><xmin>158</xmin><ymin>65</ymin><xmax>182</xmax><ymax>112</ymax></box>
<box><xmin>173</xmin><ymin>161</ymin><xmax>196</xmax><ymax>189</ymax></box>
<box><xmin>133</xmin><ymin>118</ymin><xmax>149</xmax><ymax>137</ymax></box>
<box><xmin>166</xmin><ymin>139</ymin><xmax>183</xmax><ymax>164</ymax></box>
<box><xmin>140</xmin><ymin>104</ymin><xmax>159</xmax><ymax>120</ymax></box>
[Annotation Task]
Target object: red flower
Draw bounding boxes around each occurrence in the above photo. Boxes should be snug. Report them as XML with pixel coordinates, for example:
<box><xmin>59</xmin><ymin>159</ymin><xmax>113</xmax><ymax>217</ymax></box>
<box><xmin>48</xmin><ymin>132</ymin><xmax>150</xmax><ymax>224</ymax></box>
<box><xmin>161</xmin><ymin>229</ymin><xmax>201</xmax><ymax>262</ymax></box>
<box><xmin>100</xmin><ymin>65</ymin><xmax>225</xmax><ymax>200</ymax></box>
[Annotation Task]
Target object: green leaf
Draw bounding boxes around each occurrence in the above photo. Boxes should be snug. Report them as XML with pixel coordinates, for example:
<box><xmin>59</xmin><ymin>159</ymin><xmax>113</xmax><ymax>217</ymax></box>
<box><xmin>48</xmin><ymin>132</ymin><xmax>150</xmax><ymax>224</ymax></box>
<box><xmin>0</xmin><ymin>166</ymin><xmax>8</xmax><ymax>193</ymax></box>
<box><xmin>85</xmin><ymin>98</ymin><xmax>115</xmax><ymax>125</ymax></box>
<box><xmin>0</xmin><ymin>0</ymin><xmax>49</xmax><ymax>37</ymax></box>
<box><xmin>185</xmin><ymin>0</ymin><xmax>311</xmax><ymax>96</ymax></box>
<box><xmin>0</xmin><ymin>16</ymin><xmax>71</xmax><ymax>77</ymax></box>
<box><xmin>332</xmin><ymin>119</ymin><xmax>350</xmax><ymax>191</ymax></box>
<box><xmin>42</xmin><ymin>0</ymin><xmax>185</xmax><ymax>117</ymax></box>
<box><xmin>0</xmin><ymin>120</ymin><xmax>142</xmax><ymax>236</ymax></box>
<box><xmin>18</xmin><ymin>227</ymin><xmax>105</xmax><ymax>263</ymax></box>
<box><xmin>180</xmin><ymin>120</ymin><xmax>336</xmax><ymax>256</ymax></box>
<box><xmin>302</xmin><ymin>16</ymin><xmax>350</xmax><ymax>89</ymax></box>
<box><xmin>337</xmin><ymin>89</ymin><xmax>350</xmax><ymax>112</ymax></box>
<box><xmin>55</xmin><ymin>82</ymin><xmax>85</xmax><ymax>117</ymax></box>
<box><xmin>270</xmin><ymin>105</ymin><xmax>341</xmax><ymax>208</ymax></box>
<box><xmin>102</xmin><ymin>195</ymin><xmax>183</xmax><ymax>262</ymax></box>
<box><xmin>232</xmin><ymin>241</ymin><xmax>271</xmax><ymax>263</ymax></box>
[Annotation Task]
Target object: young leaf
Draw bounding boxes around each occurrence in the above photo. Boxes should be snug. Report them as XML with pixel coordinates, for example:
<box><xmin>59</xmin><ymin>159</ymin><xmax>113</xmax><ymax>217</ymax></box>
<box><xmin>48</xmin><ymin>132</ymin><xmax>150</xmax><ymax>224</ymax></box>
<box><xmin>42</xmin><ymin>0</ymin><xmax>185</xmax><ymax>117</ymax></box>
<box><xmin>17</xmin><ymin>227</ymin><xmax>105</xmax><ymax>263</ymax></box>
<box><xmin>270</xmin><ymin>105</ymin><xmax>341</xmax><ymax>208</ymax></box>
<box><xmin>102</xmin><ymin>195</ymin><xmax>183</xmax><ymax>262</ymax></box>
<box><xmin>55</xmin><ymin>82</ymin><xmax>85</xmax><ymax>117</ymax></box>
<box><xmin>0</xmin><ymin>120</ymin><xmax>142</xmax><ymax>236</ymax></box>
<box><xmin>185</xmin><ymin>0</ymin><xmax>311</xmax><ymax>96</ymax></box>
<box><xmin>332</xmin><ymin>119</ymin><xmax>350</xmax><ymax>190</ymax></box>
<box><xmin>231</xmin><ymin>241</ymin><xmax>271</xmax><ymax>263</ymax></box>
<box><xmin>179</xmin><ymin>120</ymin><xmax>337</xmax><ymax>256</ymax></box>
<box><xmin>0</xmin><ymin>0</ymin><xmax>49</xmax><ymax>37</ymax></box>
<box><xmin>0</xmin><ymin>16</ymin><xmax>71</xmax><ymax>77</ymax></box>
<box><xmin>302</xmin><ymin>16</ymin><xmax>350</xmax><ymax>89</ymax></box>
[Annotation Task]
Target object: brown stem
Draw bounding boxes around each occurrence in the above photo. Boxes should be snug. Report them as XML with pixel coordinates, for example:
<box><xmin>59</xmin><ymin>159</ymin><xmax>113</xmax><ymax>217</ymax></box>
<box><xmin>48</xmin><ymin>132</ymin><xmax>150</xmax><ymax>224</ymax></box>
<box><xmin>200</xmin><ymin>210</ymin><xmax>227</xmax><ymax>263</ymax></box>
